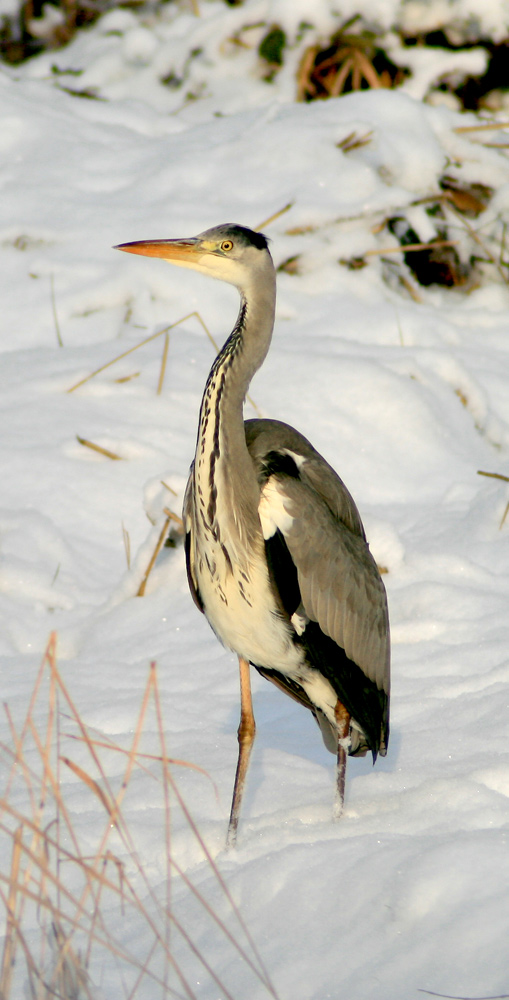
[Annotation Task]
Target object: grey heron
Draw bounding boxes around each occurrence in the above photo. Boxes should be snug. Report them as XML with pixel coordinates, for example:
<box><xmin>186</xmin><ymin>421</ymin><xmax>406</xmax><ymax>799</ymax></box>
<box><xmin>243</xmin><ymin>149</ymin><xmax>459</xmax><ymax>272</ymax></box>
<box><xmin>116</xmin><ymin>224</ymin><xmax>390</xmax><ymax>846</ymax></box>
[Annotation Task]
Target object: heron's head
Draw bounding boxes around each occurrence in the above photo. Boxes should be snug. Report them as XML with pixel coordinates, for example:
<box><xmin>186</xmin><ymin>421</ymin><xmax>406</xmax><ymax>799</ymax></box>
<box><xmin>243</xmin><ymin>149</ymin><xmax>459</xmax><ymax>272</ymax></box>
<box><xmin>115</xmin><ymin>223</ymin><xmax>273</xmax><ymax>295</ymax></box>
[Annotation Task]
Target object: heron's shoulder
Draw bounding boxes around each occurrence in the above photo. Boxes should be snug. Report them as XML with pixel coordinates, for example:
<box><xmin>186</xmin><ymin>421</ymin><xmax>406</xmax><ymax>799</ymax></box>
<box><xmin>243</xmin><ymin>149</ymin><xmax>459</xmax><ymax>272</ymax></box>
<box><xmin>245</xmin><ymin>418</ymin><xmax>319</xmax><ymax>462</ymax></box>
<box><xmin>244</xmin><ymin>418</ymin><xmax>366</xmax><ymax>539</ymax></box>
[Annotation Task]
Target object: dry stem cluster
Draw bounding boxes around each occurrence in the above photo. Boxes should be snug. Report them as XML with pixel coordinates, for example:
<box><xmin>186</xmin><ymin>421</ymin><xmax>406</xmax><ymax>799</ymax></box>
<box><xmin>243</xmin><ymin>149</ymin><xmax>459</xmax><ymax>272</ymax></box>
<box><xmin>0</xmin><ymin>635</ymin><xmax>278</xmax><ymax>999</ymax></box>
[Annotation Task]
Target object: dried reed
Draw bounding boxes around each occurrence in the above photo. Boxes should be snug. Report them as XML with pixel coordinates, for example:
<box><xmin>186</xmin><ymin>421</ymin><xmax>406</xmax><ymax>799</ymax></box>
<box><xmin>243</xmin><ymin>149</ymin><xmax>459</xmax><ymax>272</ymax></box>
<box><xmin>0</xmin><ymin>635</ymin><xmax>279</xmax><ymax>999</ymax></box>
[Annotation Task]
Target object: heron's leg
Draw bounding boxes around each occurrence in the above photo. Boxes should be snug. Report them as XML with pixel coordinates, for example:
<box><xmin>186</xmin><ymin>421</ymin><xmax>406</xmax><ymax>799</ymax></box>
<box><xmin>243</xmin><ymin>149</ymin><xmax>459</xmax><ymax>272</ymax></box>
<box><xmin>227</xmin><ymin>656</ymin><xmax>256</xmax><ymax>848</ymax></box>
<box><xmin>333</xmin><ymin>699</ymin><xmax>351</xmax><ymax>820</ymax></box>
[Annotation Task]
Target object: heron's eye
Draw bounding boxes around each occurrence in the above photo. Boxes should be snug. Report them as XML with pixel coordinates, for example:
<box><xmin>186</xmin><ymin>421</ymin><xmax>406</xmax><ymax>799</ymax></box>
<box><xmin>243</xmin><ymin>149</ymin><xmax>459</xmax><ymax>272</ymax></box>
<box><xmin>221</xmin><ymin>240</ymin><xmax>233</xmax><ymax>252</ymax></box>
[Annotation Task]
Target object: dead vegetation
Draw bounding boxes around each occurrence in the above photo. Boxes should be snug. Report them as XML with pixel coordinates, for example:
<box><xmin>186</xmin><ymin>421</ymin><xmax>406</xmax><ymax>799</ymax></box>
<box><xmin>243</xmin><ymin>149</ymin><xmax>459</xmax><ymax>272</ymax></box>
<box><xmin>1</xmin><ymin>0</ymin><xmax>106</xmax><ymax>63</ymax></box>
<box><xmin>296</xmin><ymin>19</ymin><xmax>407</xmax><ymax>102</ymax></box>
<box><xmin>294</xmin><ymin>15</ymin><xmax>509</xmax><ymax>112</ymax></box>
<box><xmin>477</xmin><ymin>470</ymin><xmax>509</xmax><ymax>529</ymax></box>
<box><xmin>1</xmin><ymin>0</ymin><xmax>508</xmax><ymax>120</ymax></box>
<box><xmin>0</xmin><ymin>634</ymin><xmax>279</xmax><ymax>999</ymax></box>
<box><xmin>331</xmin><ymin>126</ymin><xmax>509</xmax><ymax>295</ymax></box>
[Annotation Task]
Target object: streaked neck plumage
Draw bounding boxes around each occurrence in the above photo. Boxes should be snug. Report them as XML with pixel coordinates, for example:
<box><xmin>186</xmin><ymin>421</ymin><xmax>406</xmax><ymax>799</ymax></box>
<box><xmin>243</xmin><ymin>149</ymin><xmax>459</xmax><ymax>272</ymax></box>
<box><xmin>193</xmin><ymin>260</ymin><xmax>277</xmax><ymax>547</ymax></box>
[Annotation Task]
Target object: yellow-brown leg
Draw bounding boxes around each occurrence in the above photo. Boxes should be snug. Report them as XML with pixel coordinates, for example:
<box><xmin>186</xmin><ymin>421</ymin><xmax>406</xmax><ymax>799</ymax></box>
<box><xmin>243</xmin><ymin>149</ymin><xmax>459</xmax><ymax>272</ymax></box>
<box><xmin>227</xmin><ymin>656</ymin><xmax>256</xmax><ymax>848</ymax></box>
<box><xmin>333</xmin><ymin>699</ymin><xmax>351</xmax><ymax>820</ymax></box>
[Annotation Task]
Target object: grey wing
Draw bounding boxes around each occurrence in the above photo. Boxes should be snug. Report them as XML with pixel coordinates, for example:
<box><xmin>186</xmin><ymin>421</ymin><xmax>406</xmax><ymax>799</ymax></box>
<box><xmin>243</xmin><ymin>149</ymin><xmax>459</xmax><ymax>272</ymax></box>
<box><xmin>247</xmin><ymin>418</ymin><xmax>390</xmax><ymax>697</ymax></box>
<box><xmin>279</xmin><ymin>473</ymin><xmax>389</xmax><ymax>695</ymax></box>
<box><xmin>182</xmin><ymin>466</ymin><xmax>204</xmax><ymax>612</ymax></box>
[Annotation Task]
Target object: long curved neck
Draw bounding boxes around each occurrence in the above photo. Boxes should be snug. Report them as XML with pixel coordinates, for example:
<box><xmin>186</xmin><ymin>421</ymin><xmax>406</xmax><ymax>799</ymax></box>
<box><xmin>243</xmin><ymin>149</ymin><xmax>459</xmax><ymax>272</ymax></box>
<box><xmin>194</xmin><ymin>269</ymin><xmax>276</xmax><ymax>537</ymax></box>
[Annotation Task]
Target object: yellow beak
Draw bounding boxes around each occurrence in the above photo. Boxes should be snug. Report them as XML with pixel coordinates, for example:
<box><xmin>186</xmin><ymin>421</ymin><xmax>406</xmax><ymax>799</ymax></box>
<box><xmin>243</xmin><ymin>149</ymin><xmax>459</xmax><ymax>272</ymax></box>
<box><xmin>114</xmin><ymin>237</ymin><xmax>204</xmax><ymax>262</ymax></box>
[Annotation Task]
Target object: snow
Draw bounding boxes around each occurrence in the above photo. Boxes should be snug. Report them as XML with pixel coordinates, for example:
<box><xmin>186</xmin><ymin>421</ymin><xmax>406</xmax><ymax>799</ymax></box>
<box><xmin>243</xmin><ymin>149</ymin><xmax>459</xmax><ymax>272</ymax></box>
<box><xmin>1</xmin><ymin>1</ymin><xmax>509</xmax><ymax>998</ymax></box>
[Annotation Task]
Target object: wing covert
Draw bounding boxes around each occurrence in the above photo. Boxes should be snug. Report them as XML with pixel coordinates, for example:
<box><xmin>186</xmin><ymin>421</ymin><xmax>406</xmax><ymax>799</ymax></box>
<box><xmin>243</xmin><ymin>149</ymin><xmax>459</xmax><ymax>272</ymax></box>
<box><xmin>258</xmin><ymin>470</ymin><xmax>390</xmax><ymax>696</ymax></box>
<box><xmin>183</xmin><ymin>469</ymin><xmax>204</xmax><ymax>612</ymax></box>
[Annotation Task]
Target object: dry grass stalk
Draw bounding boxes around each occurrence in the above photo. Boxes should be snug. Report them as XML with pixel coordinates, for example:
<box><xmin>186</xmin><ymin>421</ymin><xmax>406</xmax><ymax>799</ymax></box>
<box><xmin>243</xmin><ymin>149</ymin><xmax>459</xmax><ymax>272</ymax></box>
<box><xmin>66</xmin><ymin>312</ymin><xmax>262</xmax><ymax>414</ymax></box>
<box><xmin>136</xmin><ymin>515</ymin><xmax>172</xmax><ymax>597</ymax></box>
<box><xmin>397</xmin><ymin>272</ymin><xmax>423</xmax><ymax>302</ymax></box>
<box><xmin>337</xmin><ymin>130</ymin><xmax>373</xmax><ymax>152</ymax></box>
<box><xmin>255</xmin><ymin>203</ymin><xmax>293</xmax><ymax>230</ymax></box>
<box><xmin>477</xmin><ymin>470</ymin><xmax>509</xmax><ymax>529</ymax></box>
<box><xmin>364</xmin><ymin>238</ymin><xmax>459</xmax><ymax>257</ymax></box>
<box><xmin>164</xmin><ymin>507</ymin><xmax>184</xmax><ymax>532</ymax></box>
<box><xmin>76</xmin><ymin>436</ymin><xmax>123</xmax><ymax>461</ymax></box>
<box><xmin>277</xmin><ymin>255</ymin><xmax>301</xmax><ymax>274</ymax></box>
<box><xmin>454</xmin><ymin>121</ymin><xmax>509</xmax><ymax>133</ymax></box>
<box><xmin>0</xmin><ymin>636</ymin><xmax>280</xmax><ymax>999</ymax></box>
<box><xmin>0</xmin><ymin>826</ymin><xmax>22</xmax><ymax>995</ymax></box>
<box><xmin>67</xmin><ymin>315</ymin><xmax>197</xmax><ymax>394</ymax></box>
<box><xmin>296</xmin><ymin>44</ymin><xmax>319</xmax><ymax>100</ymax></box>
<box><xmin>440</xmin><ymin>180</ymin><xmax>491</xmax><ymax>217</ymax></box>
<box><xmin>196</xmin><ymin>315</ymin><xmax>262</xmax><ymax>417</ymax></box>
<box><xmin>285</xmin><ymin>224</ymin><xmax>316</xmax><ymax>235</ymax></box>
<box><xmin>445</xmin><ymin>204</ymin><xmax>508</xmax><ymax>284</ymax></box>
<box><xmin>161</xmin><ymin>480</ymin><xmax>178</xmax><ymax>498</ymax></box>
<box><xmin>62</xmin><ymin>756</ymin><xmax>117</xmax><ymax>821</ymax></box>
<box><xmin>50</xmin><ymin>275</ymin><xmax>63</xmax><ymax>348</ymax></box>
<box><xmin>419</xmin><ymin>990</ymin><xmax>509</xmax><ymax>999</ymax></box>
<box><xmin>477</xmin><ymin>470</ymin><xmax>509</xmax><ymax>483</ymax></box>
<box><xmin>122</xmin><ymin>522</ymin><xmax>131</xmax><ymax>570</ymax></box>
<box><xmin>157</xmin><ymin>331</ymin><xmax>170</xmax><ymax>395</ymax></box>
<box><xmin>114</xmin><ymin>372</ymin><xmax>140</xmax><ymax>383</ymax></box>
<box><xmin>296</xmin><ymin>27</ymin><xmax>404</xmax><ymax>102</ymax></box>
<box><xmin>66</xmin><ymin>734</ymin><xmax>209</xmax><ymax>780</ymax></box>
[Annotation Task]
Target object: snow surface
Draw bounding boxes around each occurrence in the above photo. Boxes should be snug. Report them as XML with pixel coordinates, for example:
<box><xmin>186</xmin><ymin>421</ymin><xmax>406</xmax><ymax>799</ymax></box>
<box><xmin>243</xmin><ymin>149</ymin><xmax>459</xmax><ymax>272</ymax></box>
<box><xmin>1</xmin><ymin>1</ymin><xmax>509</xmax><ymax>998</ymax></box>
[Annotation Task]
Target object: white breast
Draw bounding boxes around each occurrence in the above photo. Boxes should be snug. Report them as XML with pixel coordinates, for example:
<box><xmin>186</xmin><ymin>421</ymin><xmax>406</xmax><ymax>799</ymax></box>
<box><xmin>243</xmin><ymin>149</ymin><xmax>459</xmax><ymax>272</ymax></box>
<box><xmin>258</xmin><ymin>478</ymin><xmax>294</xmax><ymax>540</ymax></box>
